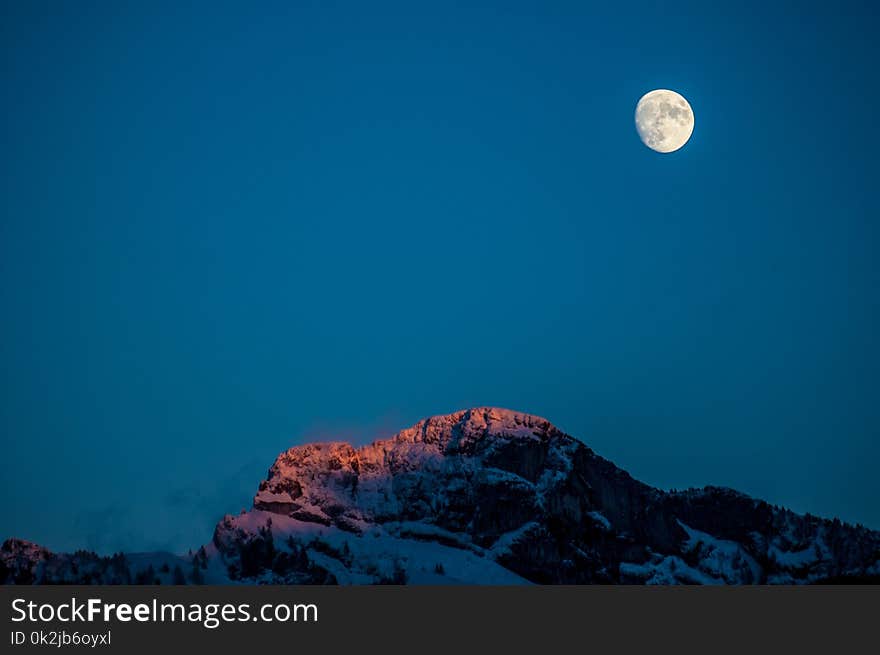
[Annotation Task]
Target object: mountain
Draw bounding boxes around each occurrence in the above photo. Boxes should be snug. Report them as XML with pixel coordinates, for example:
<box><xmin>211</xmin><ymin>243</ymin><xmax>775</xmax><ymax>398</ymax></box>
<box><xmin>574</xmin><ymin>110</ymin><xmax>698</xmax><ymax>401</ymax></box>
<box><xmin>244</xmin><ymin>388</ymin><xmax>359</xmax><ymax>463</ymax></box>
<box><xmin>4</xmin><ymin>408</ymin><xmax>879</xmax><ymax>584</ymax></box>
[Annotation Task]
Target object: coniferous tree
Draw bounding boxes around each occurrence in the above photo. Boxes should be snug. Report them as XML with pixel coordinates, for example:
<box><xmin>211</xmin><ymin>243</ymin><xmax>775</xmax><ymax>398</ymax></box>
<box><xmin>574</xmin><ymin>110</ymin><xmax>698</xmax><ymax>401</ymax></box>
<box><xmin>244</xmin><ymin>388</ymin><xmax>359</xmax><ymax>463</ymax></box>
<box><xmin>190</xmin><ymin>560</ymin><xmax>204</xmax><ymax>584</ymax></box>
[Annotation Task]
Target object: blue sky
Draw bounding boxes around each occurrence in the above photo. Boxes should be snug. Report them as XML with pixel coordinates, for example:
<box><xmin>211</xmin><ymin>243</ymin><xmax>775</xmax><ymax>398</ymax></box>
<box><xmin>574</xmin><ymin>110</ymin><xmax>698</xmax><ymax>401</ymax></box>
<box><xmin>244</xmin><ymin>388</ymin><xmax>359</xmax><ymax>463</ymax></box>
<box><xmin>2</xmin><ymin>1</ymin><xmax>878</xmax><ymax>552</ymax></box>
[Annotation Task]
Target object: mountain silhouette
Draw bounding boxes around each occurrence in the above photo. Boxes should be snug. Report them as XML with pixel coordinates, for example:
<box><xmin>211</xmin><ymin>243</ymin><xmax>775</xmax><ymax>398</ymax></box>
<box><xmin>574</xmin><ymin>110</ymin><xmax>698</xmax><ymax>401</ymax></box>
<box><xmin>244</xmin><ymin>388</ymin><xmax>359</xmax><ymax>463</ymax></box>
<box><xmin>4</xmin><ymin>408</ymin><xmax>879</xmax><ymax>584</ymax></box>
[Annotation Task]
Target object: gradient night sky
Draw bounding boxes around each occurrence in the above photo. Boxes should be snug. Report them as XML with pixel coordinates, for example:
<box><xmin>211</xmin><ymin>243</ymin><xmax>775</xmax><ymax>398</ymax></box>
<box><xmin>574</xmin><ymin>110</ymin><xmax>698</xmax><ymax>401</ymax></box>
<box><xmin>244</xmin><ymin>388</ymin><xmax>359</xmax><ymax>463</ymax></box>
<box><xmin>2</xmin><ymin>1</ymin><xmax>878</xmax><ymax>553</ymax></box>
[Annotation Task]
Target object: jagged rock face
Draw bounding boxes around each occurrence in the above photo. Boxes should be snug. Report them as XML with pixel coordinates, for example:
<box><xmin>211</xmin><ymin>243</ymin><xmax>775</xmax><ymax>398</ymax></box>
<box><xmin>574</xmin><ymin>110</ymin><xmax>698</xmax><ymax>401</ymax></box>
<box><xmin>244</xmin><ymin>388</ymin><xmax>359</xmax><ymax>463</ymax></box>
<box><xmin>5</xmin><ymin>408</ymin><xmax>880</xmax><ymax>584</ymax></box>
<box><xmin>254</xmin><ymin>409</ymin><xmax>586</xmax><ymax>545</ymax></box>
<box><xmin>215</xmin><ymin>407</ymin><xmax>880</xmax><ymax>584</ymax></box>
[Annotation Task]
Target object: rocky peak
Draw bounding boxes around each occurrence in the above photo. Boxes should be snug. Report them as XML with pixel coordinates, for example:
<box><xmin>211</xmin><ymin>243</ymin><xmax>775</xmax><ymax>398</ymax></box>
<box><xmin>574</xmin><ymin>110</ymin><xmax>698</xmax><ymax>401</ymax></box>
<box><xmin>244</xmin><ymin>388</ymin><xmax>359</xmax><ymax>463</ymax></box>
<box><xmin>252</xmin><ymin>408</ymin><xmax>580</xmax><ymax>534</ymax></box>
<box><xmin>391</xmin><ymin>407</ymin><xmax>560</xmax><ymax>448</ymax></box>
<box><xmin>234</xmin><ymin>407</ymin><xmax>880</xmax><ymax>584</ymax></box>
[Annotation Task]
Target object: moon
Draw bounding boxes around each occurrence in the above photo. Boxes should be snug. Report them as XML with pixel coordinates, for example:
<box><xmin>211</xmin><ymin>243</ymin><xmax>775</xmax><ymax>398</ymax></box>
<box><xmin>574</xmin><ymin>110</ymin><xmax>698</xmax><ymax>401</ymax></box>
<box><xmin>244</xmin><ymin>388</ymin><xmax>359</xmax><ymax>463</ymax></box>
<box><xmin>635</xmin><ymin>89</ymin><xmax>694</xmax><ymax>153</ymax></box>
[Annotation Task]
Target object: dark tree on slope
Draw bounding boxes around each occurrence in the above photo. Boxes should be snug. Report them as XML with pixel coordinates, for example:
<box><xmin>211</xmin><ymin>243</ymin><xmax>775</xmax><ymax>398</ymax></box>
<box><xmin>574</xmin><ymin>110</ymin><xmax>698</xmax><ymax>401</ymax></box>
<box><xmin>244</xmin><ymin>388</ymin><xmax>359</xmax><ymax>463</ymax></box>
<box><xmin>190</xmin><ymin>560</ymin><xmax>204</xmax><ymax>584</ymax></box>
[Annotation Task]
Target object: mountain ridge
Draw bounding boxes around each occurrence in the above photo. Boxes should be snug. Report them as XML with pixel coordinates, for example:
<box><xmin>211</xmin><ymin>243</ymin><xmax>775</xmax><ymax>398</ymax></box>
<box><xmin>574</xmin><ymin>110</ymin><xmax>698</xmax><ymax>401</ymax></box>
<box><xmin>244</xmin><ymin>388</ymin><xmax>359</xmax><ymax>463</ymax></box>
<box><xmin>4</xmin><ymin>407</ymin><xmax>879</xmax><ymax>584</ymax></box>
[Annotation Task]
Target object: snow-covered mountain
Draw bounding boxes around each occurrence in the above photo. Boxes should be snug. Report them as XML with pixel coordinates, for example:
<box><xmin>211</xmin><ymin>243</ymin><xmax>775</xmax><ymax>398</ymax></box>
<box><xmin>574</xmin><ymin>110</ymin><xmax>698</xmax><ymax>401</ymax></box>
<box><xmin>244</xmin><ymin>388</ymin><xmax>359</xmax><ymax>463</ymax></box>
<box><xmin>4</xmin><ymin>408</ymin><xmax>879</xmax><ymax>584</ymax></box>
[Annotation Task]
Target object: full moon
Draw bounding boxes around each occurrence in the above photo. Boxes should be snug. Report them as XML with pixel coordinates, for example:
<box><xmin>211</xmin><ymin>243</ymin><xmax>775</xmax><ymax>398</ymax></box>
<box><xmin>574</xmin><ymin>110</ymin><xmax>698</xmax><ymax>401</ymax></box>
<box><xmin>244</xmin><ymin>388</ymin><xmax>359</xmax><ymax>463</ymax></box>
<box><xmin>635</xmin><ymin>89</ymin><xmax>694</xmax><ymax>153</ymax></box>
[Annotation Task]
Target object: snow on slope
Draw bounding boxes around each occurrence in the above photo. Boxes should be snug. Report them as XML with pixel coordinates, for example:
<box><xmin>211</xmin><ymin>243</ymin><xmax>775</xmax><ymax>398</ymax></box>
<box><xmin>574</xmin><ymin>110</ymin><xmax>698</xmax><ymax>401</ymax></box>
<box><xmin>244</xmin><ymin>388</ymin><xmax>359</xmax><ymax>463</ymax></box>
<box><xmin>677</xmin><ymin>520</ymin><xmax>762</xmax><ymax>584</ymax></box>
<box><xmin>212</xmin><ymin>511</ymin><xmax>528</xmax><ymax>584</ymax></box>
